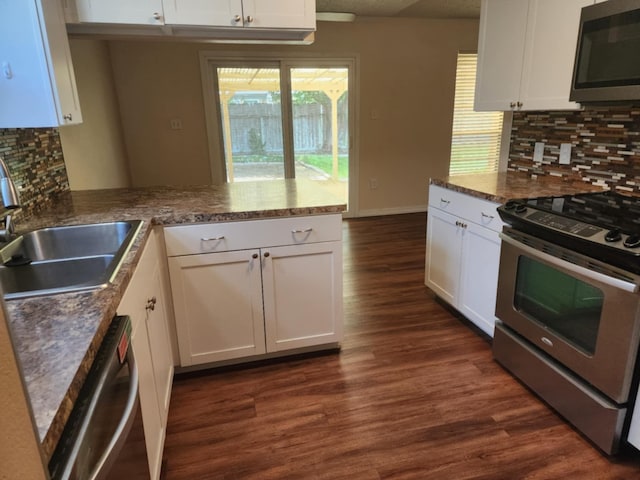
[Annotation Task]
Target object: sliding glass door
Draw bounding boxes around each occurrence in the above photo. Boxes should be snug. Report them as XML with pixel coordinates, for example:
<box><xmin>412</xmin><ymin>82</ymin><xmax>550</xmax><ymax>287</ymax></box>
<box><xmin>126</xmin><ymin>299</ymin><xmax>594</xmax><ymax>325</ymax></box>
<box><xmin>205</xmin><ymin>58</ymin><xmax>352</xmax><ymax>209</ymax></box>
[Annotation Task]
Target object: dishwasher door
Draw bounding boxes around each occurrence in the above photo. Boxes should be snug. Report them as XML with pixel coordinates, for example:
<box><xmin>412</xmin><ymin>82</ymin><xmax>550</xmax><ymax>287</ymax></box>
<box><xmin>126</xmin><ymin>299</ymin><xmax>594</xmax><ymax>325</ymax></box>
<box><xmin>49</xmin><ymin>316</ymin><xmax>151</xmax><ymax>480</ymax></box>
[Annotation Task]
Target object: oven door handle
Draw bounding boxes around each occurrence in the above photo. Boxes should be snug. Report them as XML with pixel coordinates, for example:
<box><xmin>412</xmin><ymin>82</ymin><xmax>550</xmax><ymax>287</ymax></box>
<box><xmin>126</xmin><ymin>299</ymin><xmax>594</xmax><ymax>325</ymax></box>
<box><xmin>499</xmin><ymin>233</ymin><xmax>640</xmax><ymax>294</ymax></box>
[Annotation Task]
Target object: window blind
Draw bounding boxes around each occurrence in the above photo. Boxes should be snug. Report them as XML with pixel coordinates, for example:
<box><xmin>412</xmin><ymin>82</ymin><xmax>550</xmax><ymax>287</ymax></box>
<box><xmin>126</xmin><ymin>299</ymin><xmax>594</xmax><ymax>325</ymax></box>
<box><xmin>449</xmin><ymin>53</ymin><xmax>504</xmax><ymax>176</ymax></box>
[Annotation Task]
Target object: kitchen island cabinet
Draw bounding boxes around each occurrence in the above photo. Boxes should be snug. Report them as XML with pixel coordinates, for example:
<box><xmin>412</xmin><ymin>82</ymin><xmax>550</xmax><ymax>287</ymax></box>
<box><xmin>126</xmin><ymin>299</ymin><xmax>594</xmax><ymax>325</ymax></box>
<box><xmin>3</xmin><ymin>179</ymin><xmax>343</xmax><ymax>461</ymax></box>
<box><xmin>475</xmin><ymin>0</ymin><xmax>593</xmax><ymax>111</ymax></box>
<box><xmin>425</xmin><ymin>185</ymin><xmax>504</xmax><ymax>337</ymax></box>
<box><xmin>165</xmin><ymin>214</ymin><xmax>343</xmax><ymax>367</ymax></box>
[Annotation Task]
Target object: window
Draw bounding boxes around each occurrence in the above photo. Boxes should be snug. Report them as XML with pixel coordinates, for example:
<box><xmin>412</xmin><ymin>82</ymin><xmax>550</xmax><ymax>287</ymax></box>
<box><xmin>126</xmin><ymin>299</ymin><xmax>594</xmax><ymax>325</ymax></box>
<box><xmin>449</xmin><ymin>53</ymin><xmax>504</xmax><ymax>176</ymax></box>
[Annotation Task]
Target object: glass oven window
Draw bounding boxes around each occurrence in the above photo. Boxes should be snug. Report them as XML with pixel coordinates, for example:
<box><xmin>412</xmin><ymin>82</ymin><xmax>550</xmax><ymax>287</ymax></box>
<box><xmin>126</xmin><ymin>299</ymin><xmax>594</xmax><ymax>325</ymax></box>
<box><xmin>514</xmin><ymin>256</ymin><xmax>603</xmax><ymax>355</ymax></box>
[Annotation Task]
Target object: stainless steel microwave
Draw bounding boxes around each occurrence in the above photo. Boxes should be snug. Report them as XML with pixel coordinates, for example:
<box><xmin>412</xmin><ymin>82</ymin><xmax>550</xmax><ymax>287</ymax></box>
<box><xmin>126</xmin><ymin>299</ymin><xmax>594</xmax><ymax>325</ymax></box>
<box><xmin>570</xmin><ymin>0</ymin><xmax>640</xmax><ymax>104</ymax></box>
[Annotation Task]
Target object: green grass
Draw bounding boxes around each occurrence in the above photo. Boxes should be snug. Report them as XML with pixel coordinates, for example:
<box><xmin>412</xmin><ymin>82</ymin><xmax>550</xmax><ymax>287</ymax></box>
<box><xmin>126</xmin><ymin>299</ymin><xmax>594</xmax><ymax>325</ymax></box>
<box><xmin>232</xmin><ymin>154</ymin><xmax>349</xmax><ymax>180</ymax></box>
<box><xmin>296</xmin><ymin>154</ymin><xmax>349</xmax><ymax>180</ymax></box>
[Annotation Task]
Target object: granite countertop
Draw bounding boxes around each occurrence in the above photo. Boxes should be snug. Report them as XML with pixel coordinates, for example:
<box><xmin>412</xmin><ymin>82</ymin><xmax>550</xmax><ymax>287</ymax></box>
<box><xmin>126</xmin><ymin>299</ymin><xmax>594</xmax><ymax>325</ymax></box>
<box><xmin>430</xmin><ymin>172</ymin><xmax>607</xmax><ymax>203</ymax></box>
<box><xmin>7</xmin><ymin>179</ymin><xmax>346</xmax><ymax>460</ymax></box>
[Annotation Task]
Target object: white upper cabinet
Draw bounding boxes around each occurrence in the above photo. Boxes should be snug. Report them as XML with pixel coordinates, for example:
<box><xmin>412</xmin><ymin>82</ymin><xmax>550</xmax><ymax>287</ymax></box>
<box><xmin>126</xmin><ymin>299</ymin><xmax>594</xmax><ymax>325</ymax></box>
<box><xmin>0</xmin><ymin>0</ymin><xmax>82</xmax><ymax>128</ymax></box>
<box><xmin>65</xmin><ymin>0</ymin><xmax>316</xmax><ymax>39</ymax></box>
<box><xmin>475</xmin><ymin>0</ymin><xmax>594</xmax><ymax>112</ymax></box>
<box><xmin>163</xmin><ymin>0</ymin><xmax>244</xmax><ymax>26</ymax></box>
<box><xmin>65</xmin><ymin>0</ymin><xmax>164</xmax><ymax>24</ymax></box>
<box><xmin>242</xmin><ymin>0</ymin><xmax>315</xmax><ymax>29</ymax></box>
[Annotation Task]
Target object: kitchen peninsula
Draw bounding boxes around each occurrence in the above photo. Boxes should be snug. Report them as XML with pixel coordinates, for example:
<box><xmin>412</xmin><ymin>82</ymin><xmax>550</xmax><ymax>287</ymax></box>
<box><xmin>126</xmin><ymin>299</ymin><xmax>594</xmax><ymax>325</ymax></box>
<box><xmin>6</xmin><ymin>179</ymin><xmax>346</xmax><ymax>461</ymax></box>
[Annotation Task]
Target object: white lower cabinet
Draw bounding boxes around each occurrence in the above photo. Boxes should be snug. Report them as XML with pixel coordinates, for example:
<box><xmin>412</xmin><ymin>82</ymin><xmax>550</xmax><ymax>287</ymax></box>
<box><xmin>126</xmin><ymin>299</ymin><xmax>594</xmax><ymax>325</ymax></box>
<box><xmin>118</xmin><ymin>228</ymin><xmax>174</xmax><ymax>480</ymax></box>
<box><xmin>165</xmin><ymin>215</ymin><xmax>343</xmax><ymax>367</ymax></box>
<box><xmin>425</xmin><ymin>185</ymin><xmax>504</xmax><ymax>337</ymax></box>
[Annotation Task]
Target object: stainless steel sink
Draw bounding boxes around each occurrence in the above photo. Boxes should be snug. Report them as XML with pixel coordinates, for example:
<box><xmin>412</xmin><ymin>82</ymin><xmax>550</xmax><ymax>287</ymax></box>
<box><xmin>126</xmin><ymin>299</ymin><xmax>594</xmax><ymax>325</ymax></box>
<box><xmin>0</xmin><ymin>220</ymin><xmax>143</xmax><ymax>299</ymax></box>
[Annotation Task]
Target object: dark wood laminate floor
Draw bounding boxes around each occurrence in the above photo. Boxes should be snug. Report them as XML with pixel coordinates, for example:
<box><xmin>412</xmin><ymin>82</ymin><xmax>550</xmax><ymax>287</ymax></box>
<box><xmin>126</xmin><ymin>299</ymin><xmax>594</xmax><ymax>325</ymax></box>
<box><xmin>163</xmin><ymin>213</ymin><xmax>640</xmax><ymax>479</ymax></box>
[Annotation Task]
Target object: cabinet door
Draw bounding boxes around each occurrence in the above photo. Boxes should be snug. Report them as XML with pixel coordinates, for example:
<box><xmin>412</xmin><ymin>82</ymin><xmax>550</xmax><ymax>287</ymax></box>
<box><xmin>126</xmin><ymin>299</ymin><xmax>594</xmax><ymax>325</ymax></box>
<box><xmin>163</xmin><ymin>0</ymin><xmax>243</xmax><ymax>26</ymax></box>
<box><xmin>519</xmin><ymin>0</ymin><xmax>593</xmax><ymax>111</ymax></box>
<box><xmin>146</xmin><ymin>259</ymin><xmax>174</xmax><ymax>428</ymax></box>
<box><xmin>242</xmin><ymin>0</ymin><xmax>315</xmax><ymax>29</ymax></box>
<box><xmin>72</xmin><ymin>0</ymin><xmax>164</xmax><ymax>24</ymax></box>
<box><xmin>262</xmin><ymin>241</ymin><xmax>342</xmax><ymax>352</ymax></box>
<box><xmin>118</xmin><ymin>230</ymin><xmax>173</xmax><ymax>480</ymax></box>
<box><xmin>474</xmin><ymin>0</ymin><xmax>528</xmax><ymax>111</ymax></box>
<box><xmin>169</xmin><ymin>249</ymin><xmax>266</xmax><ymax>366</ymax></box>
<box><xmin>425</xmin><ymin>208</ymin><xmax>463</xmax><ymax>306</ymax></box>
<box><xmin>0</xmin><ymin>0</ymin><xmax>81</xmax><ymax>128</ymax></box>
<box><xmin>458</xmin><ymin>222</ymin><xmax>501</xmax><ymax>337</ymax></box>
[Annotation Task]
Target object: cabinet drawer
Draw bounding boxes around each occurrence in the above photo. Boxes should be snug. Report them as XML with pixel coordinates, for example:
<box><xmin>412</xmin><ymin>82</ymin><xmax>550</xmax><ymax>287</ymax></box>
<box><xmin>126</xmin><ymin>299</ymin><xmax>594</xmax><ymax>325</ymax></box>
<box><xmin>164</xmin><ymin>214</ymin><xmax>342</xmax><ymax>256</ymax></box>
<box><xmin>428</xmin><ymin>185</ymin><xmax>503</xmax><ymax>233</ymax></box>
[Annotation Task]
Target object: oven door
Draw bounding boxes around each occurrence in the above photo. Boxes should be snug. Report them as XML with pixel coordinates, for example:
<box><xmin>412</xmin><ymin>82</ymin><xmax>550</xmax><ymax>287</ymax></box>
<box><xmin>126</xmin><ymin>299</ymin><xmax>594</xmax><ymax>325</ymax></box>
<box><xmin>495</xmin><ymin>228</ymin><xmax>640</xmax><ymax>404</ymax></box>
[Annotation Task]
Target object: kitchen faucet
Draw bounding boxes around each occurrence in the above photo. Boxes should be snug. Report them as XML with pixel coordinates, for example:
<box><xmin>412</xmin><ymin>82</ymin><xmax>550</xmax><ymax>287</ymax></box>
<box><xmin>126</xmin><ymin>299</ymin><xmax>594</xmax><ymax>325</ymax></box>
<box><xmin>0</xmin><ymin>156</ymin><xmax>21</xmax><ymax>242</ymax></box>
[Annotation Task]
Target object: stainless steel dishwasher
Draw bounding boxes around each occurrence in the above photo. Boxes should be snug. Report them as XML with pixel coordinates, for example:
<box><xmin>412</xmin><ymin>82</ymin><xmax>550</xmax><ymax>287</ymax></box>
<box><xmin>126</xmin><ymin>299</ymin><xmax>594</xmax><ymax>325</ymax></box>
<box><xmin>48</xmin><ymin>315</ymin><xmax>151</xmax><ymax>480</ymax></box>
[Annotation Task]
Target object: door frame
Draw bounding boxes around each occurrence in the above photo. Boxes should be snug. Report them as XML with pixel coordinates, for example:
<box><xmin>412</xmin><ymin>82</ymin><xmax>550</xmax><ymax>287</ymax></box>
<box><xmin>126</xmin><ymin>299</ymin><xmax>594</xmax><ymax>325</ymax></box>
<box><xmin>199</xmin><ymin>52</ymin><xmax>359</xmax><ymax>217</ymax></box>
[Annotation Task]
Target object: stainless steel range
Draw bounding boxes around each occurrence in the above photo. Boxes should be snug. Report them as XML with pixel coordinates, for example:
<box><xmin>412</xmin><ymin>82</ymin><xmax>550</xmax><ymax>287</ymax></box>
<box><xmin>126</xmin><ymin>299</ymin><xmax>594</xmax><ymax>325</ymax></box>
<box><xmin>494</xmin><ymin>190</ymin><xmax>640</xmax><ymax>455</ymax></box>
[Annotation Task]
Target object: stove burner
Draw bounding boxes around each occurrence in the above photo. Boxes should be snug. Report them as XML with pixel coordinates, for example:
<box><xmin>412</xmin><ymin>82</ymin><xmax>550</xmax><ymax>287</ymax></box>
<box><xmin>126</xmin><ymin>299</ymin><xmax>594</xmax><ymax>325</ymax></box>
<box><xmin>497</xmin><ymin>190</ymin><xmax>640</xmax><ymax>274</ymax></box>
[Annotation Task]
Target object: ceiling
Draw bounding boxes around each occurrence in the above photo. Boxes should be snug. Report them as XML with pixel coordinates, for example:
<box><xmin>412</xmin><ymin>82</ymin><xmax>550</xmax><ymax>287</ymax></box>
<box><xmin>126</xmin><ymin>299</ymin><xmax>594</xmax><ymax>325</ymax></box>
<box><xmin>315</xmin><ymin>0</ymin><xmax>481</xmax><ymax>19</ymax></box>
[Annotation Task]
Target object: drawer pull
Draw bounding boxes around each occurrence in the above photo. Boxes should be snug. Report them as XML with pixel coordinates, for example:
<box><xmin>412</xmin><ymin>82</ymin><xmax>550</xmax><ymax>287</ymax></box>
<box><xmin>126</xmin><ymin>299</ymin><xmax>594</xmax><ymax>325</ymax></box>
<box><xmin>440</xmin><ymin>198</ymin><xmax>451</xmax><ymax>204</ymax></box>
<box><xmin>481</xmin><ymin>212</ymin><xmax>495</xmax><ymax>219</ymax></box>
<box><xmin>145</xmin><ymin>296</ymin><xmax>157</xmax><ymax>312</ymax></box>
<box><xmin>291</xmin><ymin>228</ymin><xmax>313</xmax><ymax>234</ymax></box>
<box><xmin>201</xmin><ymin>235</ymin><xmax>225</xmax><ymax>241</ymax></box>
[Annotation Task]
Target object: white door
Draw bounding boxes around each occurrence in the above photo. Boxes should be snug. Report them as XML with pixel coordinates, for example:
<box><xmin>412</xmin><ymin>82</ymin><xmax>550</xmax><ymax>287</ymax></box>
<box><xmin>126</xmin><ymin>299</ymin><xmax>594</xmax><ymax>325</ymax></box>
<box><xmin>169</xmin><ymin>249</ymin><xmax>266</xmax><ymax>366</ymax></box>
<box><xmin>262</xmin><ymin>242</ymin><xmax>343</xmax><ymax>351</ymax></box>
<box><xmin>145</xmin><ymin>261</ymin><xmax>174</xmax><ymax>425</ymax></box>
<box><xmin>457</xmin><ymin>222</ymin><xmax>501</xmax><ymax>337</ymax></box>
<box><xmin>519</xmin><ymin>0</ymin><xmax>593</xmax><ymax>111</ymax></box>
<box><xmin>425</xmin><ymin>208</ymin><xmax>463</xmax><ymax>306</ymax></box>
<box><xmin>242</xmin><ymin>0</ymin><xmax>315</xmax><ymax>29</ymax></box>
<box><xmin>73</xmin><ymin>0</ymin><xmax>164</xmax><ymax>24</ymax></box>
<box><xmin>163</xmin><ymin>0</ymin><xmax>243</xmax><ymax>26</ymax></box>
<box><xmin>130</xmin><ymin>305</ymin><xmax>164</xmax><ymax>480</ymax></box>
<box><xmin>474</xmin><ymin>0</ymin><xmax>528</xmax><ymax>111</ymax></box>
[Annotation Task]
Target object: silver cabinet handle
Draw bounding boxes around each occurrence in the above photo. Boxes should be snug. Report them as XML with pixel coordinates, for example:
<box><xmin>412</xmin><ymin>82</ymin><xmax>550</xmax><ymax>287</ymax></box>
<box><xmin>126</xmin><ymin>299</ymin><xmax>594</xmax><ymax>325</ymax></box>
<box><xmin>516</xmin><ymin>101</ymin><xmax>523</xmax><ymax>108</ymax></box>
<box><xmin>246</xmin><ymin>15</ymin><xmax>254</xmax><ymax>23</ymax></box>
<box><xmin>291</xmin><ymin>228</ymin><xmax>313</xmax><ymax>233</ymax></box>
<box><xmin>201</xmin><ymin>235</ymin><xmax>225</xmax><ymax>241</ymax></box>
<box><xmin>440</xmin><ymin>198</ymin><xmax>451</xmax><ymax>204</ymax></box>
<box><xmin>455</xmin><ymin>221</ymin><xmax>467</xmax><ymax>229</ymax></box>
<box><xmin>153</xmin><ymin>12</ymin><xmax>162</xmax><ymax>20</ymax></box>
<box><xmin>233</xmin><ymin>14</ymin><xmax>242</xmax><ymax>22</ymax></box>
<box><xmin>509</xmin><ymin>101</ymin><xmax>516</xmax><ymax>109</ymax></box>
<box><xmin>63</xmin><ymin>113</ymin><xmax>73</xmax><ymax>121</ymax></box>
<box><xmin>481</xmin><ymin>212</ymin><xmax>495</xmax><ymax>219</ymax></box>
<box><xmin>145</xmin><ymin>296</ymin><xmax>157</xmax><ymax>312</ymax></box>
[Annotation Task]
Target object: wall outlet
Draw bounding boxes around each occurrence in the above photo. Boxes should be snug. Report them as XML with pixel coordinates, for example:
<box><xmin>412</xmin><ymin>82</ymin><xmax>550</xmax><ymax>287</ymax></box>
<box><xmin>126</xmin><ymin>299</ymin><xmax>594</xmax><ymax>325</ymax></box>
<box><xmin>533</xmin><ymin>142</ymin><xmax>545</xmax><ymax>162</ymax></box>
<box><xmin>369</xmin><ymin>178</ymin><xmax>378</xmax><ymax>190</ymax></box>
<box><xmin>170</xmin><ymin>118</ymin><xmax>183</xmax><ymax>130</ymax></box>
<box><xmin>559</xmin><ymin>143</ymin><xmax>572</xmax><ymax>165</ymax></box>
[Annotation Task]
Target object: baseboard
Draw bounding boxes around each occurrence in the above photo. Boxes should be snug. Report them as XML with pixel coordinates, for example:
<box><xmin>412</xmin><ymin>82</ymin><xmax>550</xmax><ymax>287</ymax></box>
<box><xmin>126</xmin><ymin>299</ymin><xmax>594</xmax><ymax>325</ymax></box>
<box><xmin>357</xmin><ymin>204</ymin><xmax>427</xmax><ymax>217</ymax></box>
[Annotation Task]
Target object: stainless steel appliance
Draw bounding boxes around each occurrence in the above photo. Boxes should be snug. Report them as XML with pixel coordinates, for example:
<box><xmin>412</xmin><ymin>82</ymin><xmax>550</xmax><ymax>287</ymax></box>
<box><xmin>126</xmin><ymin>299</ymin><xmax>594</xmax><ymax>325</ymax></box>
<box><xmin>494</xmin><ymin>191</ymin><xmax>640</xmax><ymax>454</ymax></box>
<box><xmin>571</xmin><ymin>0</ymin><xmax>640</xmax><ymax>104</ymax></box>
<box><xmin>48</xmin><ymin>316</ymin><xmax>151</xmax><ymax>479</ymax></box>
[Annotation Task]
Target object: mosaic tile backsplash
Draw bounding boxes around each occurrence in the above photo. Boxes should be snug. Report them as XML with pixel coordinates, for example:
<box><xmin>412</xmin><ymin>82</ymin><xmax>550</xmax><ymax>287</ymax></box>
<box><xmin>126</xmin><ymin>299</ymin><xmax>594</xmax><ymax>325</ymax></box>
<box><xmin>508</xmin><ymin>106</ymin><xmax>640</xmax><ymax>193</ymax></box>
<box><xmin>0</xmin><ymin>128</ymin><xmax>69</xmax><ymax>219</ymax></box>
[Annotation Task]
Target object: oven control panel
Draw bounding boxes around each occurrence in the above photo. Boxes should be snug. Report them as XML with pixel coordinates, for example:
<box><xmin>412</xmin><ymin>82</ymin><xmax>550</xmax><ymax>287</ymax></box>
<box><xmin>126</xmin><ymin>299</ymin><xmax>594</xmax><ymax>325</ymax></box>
<box><xmin>526</xmin><ymin>211</ymin><xmax>602</xmax><ymax>238</ymax></box>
